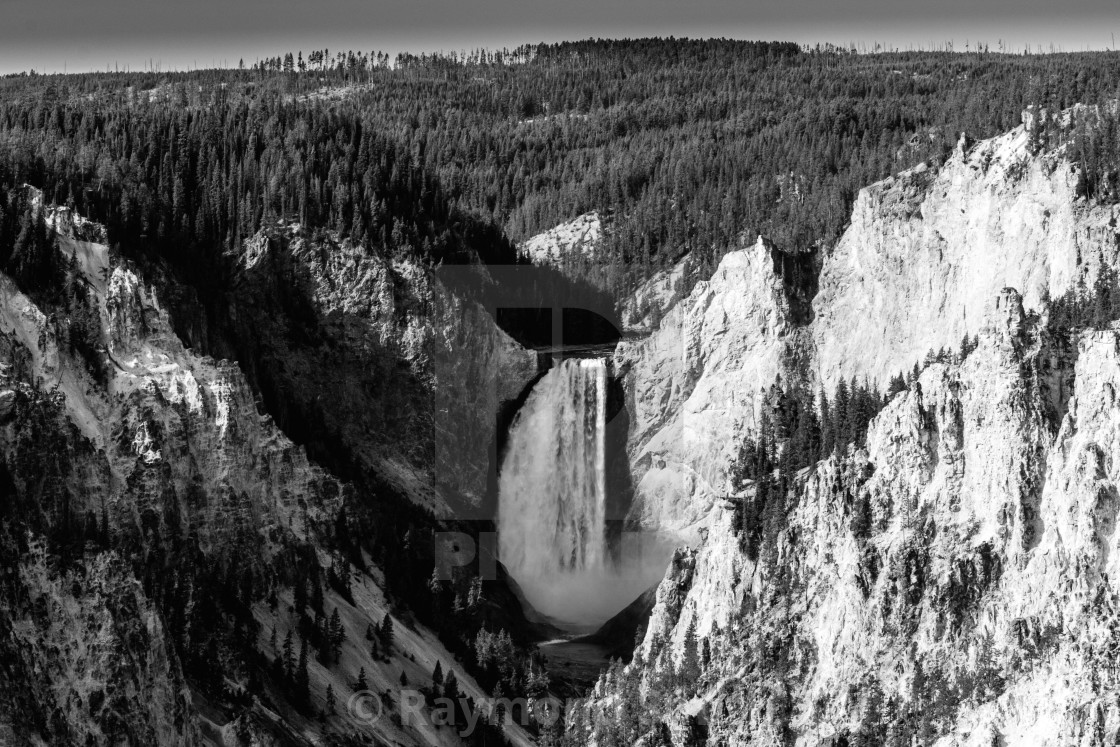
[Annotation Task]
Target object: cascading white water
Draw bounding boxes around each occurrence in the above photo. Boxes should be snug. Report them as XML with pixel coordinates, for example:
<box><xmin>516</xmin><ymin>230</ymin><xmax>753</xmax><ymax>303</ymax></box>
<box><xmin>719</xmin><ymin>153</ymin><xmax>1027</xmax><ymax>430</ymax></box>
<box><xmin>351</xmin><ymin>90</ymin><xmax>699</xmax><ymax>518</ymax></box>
<box><xmin>499</xmin><ymin>356</ymin><xmax>678</xmax><ymax>632</ymax></box>
<box><xmin>499</xmin><ymin>358</ymin><xmax>608</xmax><ymax>577</ymax></box>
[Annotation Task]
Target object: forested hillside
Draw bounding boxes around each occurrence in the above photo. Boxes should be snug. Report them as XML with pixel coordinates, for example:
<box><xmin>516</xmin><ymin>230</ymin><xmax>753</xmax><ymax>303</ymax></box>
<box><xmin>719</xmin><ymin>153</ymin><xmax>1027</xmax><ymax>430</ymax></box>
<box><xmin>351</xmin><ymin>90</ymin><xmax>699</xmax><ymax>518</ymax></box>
<box><xmin>2</xmin><ymin>40</ymin><xmax>1119</xmax><ymax>301</ymax></box>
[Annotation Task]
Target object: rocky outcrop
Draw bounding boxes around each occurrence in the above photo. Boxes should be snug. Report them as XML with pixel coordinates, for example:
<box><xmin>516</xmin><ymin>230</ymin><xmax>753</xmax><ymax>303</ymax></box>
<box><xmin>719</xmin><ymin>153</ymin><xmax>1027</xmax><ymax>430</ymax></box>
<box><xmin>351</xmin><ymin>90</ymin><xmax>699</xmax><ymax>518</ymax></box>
<box><xmin>574</xmin><ymin>112</ymin><xmax>1120</xmax><ymax>746</ymax></box>
<box><xmin>620</xmin><ymin>255</ymin><xmax>693</xmax><ymax>333</ymax></box>
<box><xmin>519</xmin><ymin>212</ymin><xmax>602</xmax><ymax>266</ymax></box>
<box><xmin>0</xmin><ymin>244</ymin><xmax>344</xmax><ymax>546</ymax></box>
<box><xmin>105</xmin><ymin>264</ymin><xmax>343</xmax><ymax>544</ymax></box>
<box><xmin>615</xmin><ymin>236</ymin><xmax>797</xmax><ymax>532</ymax></box>
<box><xmin>942</xmin><ymin>322</ymin><xmax>1120</xmax><ymax>745</ymax></box>
<box><xmin>0</xmin><ymin>216</ymin><xmax>358</xmax><ymax>742</ymax></box>
<box><xmin>813</xmin><ymin>112</ymin><xmax>1120</xmax><ymax>390</ymax></box>
<box><xmin>0</xmin><ymin>541</ymin><xmax>197</xmax><ymax>747</ymax></box>
<box><xmin>580</xmin><ymin>286</ymin><xmax>1079</xmax><ymax>745</ymax></box>
<box><xmin>193</xmin><ymin>229</ymin><xmax>538</xmax><ymax>515</ymax></box>
<box><xmin>0</xmin><ymin>213</ymin><xmax>540</xmax><ymax>746</ymax></box>
<box><xmin>613</xmin><ymin>110</ymin><xmax>1118</xmax><ymax>535</ymax></box>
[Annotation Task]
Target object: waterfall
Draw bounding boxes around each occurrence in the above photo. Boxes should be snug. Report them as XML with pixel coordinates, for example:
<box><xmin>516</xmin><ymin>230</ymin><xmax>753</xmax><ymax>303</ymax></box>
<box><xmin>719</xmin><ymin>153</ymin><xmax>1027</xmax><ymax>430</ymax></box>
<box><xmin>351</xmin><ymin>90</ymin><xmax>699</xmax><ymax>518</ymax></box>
<box><xmin>499</xmin><ymin>356</ymin><xmax>676</xmax><ymax>632</ymax></box>
<box><xmin>498</xmin><ymin>358</ymin><xmax>608</xmax><ymax>578</ymax></box>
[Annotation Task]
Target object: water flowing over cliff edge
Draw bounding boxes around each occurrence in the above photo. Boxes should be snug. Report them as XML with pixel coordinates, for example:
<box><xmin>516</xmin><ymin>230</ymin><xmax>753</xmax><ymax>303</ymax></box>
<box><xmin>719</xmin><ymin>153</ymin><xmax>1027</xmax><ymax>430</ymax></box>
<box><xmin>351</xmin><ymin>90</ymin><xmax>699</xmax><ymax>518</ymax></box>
<box><xmin>499</xmin><ymin>357</ymin><xmax>677</xmax><ymax>631</ymax></box>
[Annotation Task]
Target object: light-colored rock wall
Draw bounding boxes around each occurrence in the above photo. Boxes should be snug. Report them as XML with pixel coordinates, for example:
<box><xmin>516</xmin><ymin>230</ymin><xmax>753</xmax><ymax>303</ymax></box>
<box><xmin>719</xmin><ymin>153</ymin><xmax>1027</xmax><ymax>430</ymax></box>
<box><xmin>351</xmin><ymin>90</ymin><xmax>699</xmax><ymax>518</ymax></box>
<box><xmin>519</xmin><ymin>211</ymin><xmax>602</xmax><ymax>266</ymax></box>
<box><xmin>574</xmin><ymin>111</ymin><xmax>1120</xmax><ymax>746</ymax></box>
<box><xmin>615</xmin><ymin>236</ymin><xmax>794</xmax><ymax>532</ymax></box>
<box><xmin>814</xmin><ymin>118</ymin><xmax>1120</xmax><ymax>391</ymax></box>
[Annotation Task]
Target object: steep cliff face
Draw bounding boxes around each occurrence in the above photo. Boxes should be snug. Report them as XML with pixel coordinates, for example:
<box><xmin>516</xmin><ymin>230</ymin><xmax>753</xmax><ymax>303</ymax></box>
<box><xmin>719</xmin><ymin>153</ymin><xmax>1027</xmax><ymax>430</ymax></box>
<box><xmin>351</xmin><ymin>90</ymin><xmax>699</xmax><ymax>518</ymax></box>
<box><xmin>0</xmin><ymin>233</ymin><xmax>342</xmax><ymax>547</ymax></box>
<box><xmin>615</xmin><ymin>237</ymin><xmax>797</xmax><ymax>531</ymax></box>
<box><xmin>576</xmin><ymin>289</ymin><xmax>1085</xmax><ymax>745</ymax></box>
<box><xmin>0</xmin><ymin>214</ymin><xmax>342</xmax><ymax>743</ymax></box>
<box><xmin>943</xmin><ymin>323</ymin><xmax>1120</xmax><ymax>745</ymax></box>
<box><xmin>813</xmin><ymin>114</ymin><xmax>1120</xmax><ymax>390</ymax></box>
<box><xmin>106</xmin><ymin>263</ymin><xmax>343</xmax><ymax>543</ymax></box>
<box><xmin>0</xmin><ymin>211</ymin><xmax>537</xmax><ymax>746</ymax></box>
<box><xmin>615</xmin><ymin>112</ymin><xmax>1120</xmax><ymax>539</ymax></box>
<box><xmin>572</xmin><ymin>113</ymin><xmax>1120</xmax><ymax>746</ymax></box>
<box><xmin>0</xmin><ymin>542</ymin><xmax>197</xmax><ymax>747</ymax></box>
<box><xmin>620</xmin><ymin>255</ymin><xmax>692</xmax><ymax>334</ymax></box>
<box><xmin>187</xmin><ymin>228</ymin><xmax>538</xmax><ymax>514</ymax></box>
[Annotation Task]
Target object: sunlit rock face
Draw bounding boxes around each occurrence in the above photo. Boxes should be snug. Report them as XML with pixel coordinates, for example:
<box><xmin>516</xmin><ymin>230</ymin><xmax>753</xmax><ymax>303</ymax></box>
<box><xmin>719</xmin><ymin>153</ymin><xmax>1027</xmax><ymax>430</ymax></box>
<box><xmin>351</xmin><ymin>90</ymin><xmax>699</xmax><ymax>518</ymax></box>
<box><xmin>620</xmin><ymin>254</ymin><xmax>693</xmax><ymax>334</ymax></box>
<box><xmin>596</xmin><ymin>287</ymin><xmax>1110</xmax><ymax>746</ymax></box>
<box><xmin>814</xmin><ymin>113</ymin><xmax>1120</xmax><ymax>391</ymax></box>
<box><xmin>0</xmin><ymin>232</ymin><xmax>340</xmax><ymax>548</ymax></box>
<box><xmin>519</xmin><ymin>211</ymin><xmax>602</xmax><ymax>266</ymax></box>
<box><xmin>611</xmin><ymin>108</ymin><xmax>1120</xmax><ymax>539</ymax></box>
<box><xmin>616</xmin><ymin>236</ymin><xmax>795</xmax><ymax>533</ymax></box>
<box><xmin>568</xmin><ymin>112</ymin><xmax>1120</xmax><ymax>746</ymax></box>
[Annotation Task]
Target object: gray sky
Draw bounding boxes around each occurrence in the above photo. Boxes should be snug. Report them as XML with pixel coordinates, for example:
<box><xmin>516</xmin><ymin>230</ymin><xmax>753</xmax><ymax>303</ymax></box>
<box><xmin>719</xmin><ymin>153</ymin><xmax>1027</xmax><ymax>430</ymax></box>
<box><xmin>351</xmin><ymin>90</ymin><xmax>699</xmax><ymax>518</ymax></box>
<box><xmin>0</xmin><ymin>0</ymin><xmax>1116</xmax><ymax>74</ymax></box>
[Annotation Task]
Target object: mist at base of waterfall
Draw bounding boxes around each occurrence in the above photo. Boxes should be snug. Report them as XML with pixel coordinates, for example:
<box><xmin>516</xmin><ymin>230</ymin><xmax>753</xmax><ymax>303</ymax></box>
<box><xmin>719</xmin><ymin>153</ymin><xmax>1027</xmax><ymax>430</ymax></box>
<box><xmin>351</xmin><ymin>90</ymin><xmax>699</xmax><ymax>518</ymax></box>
<box><xmin>498</xmin><ymin>358</ymin><xmax>682</xmax><ymax>633</ymax></box>
<box><xmin>511</xmin><ymin>530</ymin><xmax>680</xmax><ymax>634</ymax></box>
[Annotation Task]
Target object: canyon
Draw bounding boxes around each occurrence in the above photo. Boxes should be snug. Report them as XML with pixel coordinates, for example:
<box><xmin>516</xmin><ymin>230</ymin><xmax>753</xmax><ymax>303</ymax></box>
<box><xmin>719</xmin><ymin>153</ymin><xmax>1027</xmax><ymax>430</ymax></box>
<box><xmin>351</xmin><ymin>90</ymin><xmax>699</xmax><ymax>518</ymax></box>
<box><xmin>3</xmin><ymin>101</ymin><xmax>1120</xmax><ymax>747</ymax></box>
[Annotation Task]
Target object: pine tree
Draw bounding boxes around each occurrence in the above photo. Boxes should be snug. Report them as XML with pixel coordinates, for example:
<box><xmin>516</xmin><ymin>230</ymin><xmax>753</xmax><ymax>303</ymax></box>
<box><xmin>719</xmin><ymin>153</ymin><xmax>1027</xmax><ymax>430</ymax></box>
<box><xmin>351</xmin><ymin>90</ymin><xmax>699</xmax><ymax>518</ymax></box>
<box><xmin>328</xmin><ymin>560</ymin><xmax>351</xmax><ymax>600</ymax></box>
<box><xmin>819</xmin><ymin>387</ymin><xmax>834</xmax><ymax>457</ymax></box>
<box><xmin>467</xmin><ymin>576</ymin><xmax>483</xmax><ymax>609</ymax></box>
<box><xmin>442</xmin><ymin>670</ymin><xmax>459</xmax><ymax>700</ymax></box>
<box><xmin>8</xmin><ymin>204</ymin><xmax>59</xmax><ymax>296</ymax></box>
<box><xmin>295</xmin><ymin>638</ymin><xmax>310</xmax><ymax>704</ymax></box>
<box><xmin>293</xmin><ymin>577</ymin><xmax>307</xmax><ymax>613</ymax></box>
<box><xmin>282</xmin><ymin>631</ymin><xmax>295</xmax><ymax>678</ymax></box>
<box><xmin>310</xmin><ymin>571</ymin><xmax>324</xmax><ymax>614</ymax></box>
<box><xmin>803</xmin><ymin>390</ymin><xmax>822</xmax><ymax>466</ymax></box>
<box><xmin>492</xmin><ymin>681</ymin><xmax>507</xmax><ymax>723</ymax></box>
<box><xmin>833</xmin><ymin>378</ymin><xmax>850</xmax><ymax>452</ymax></box>
<box><xmin>432</xmin><ymin>660</ymin><xmax>444</xmax><ymax>686</ymax></box>
<box><xmin>756</xmin><ymin>412</ymin><xmax>774</xmax><ymax>477</ymax></box>
<box><xmin>959</xmin><ymin>332</ymin><xmax>973</xmax><ymax>361</ymax></box>
<box><xmin>355</xmin><ymin>666</ymin><xmax>368</xmax><ymax>691</ymax></box>
<box><xmin>328</xmin><ymin>608</ymin><xmax>344</xmax><ymax>662</ymax></box>
<box><xmin>427</xmin><ymin>569</ymin><xmax>442</xmax><ymax>596</ymax></box>
<box><xmin>325</xmin><ymin>683</ymin><xmax>337</xmax><ymax>713</ymax></box>
<box><xmin>1093</xmin><ymin>257</ymin><xmax>1118</xmax><ymax>327</ymax></box>
<box><xmin>678</xmin><ymin>617</ymin><xmax>701</xmax><ymax>687</ymax></box>
<box><xmin>847</xmin><ymin>377</ymin><xmax>865</xmax><ymax>448</ymax></box>
<box><xmin>731</xmin><ymin>435</ymin><xmax>758</xmax><ymax>490</ymax></box>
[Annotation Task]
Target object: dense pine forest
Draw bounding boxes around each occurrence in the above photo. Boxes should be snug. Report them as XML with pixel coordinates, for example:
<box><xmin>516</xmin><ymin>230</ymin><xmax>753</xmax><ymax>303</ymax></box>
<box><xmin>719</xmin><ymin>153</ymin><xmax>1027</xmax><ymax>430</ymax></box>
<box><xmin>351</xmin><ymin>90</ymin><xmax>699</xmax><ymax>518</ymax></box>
<box><xmin>1</xmin><ymin>39</ymin><xmax>1119</xmax><ymax>303</ymax></box>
